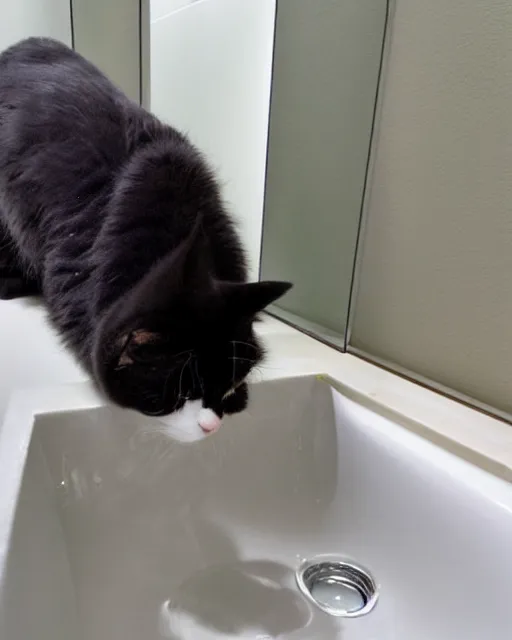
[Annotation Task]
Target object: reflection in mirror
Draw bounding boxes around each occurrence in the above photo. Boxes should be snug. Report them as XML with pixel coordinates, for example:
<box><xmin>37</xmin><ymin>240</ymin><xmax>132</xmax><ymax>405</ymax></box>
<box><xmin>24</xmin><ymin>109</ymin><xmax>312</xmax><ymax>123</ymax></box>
<box><xmin>260</xmin><ymin>1</ymin><xmax>389</xmax><ymax>348</ymax></box>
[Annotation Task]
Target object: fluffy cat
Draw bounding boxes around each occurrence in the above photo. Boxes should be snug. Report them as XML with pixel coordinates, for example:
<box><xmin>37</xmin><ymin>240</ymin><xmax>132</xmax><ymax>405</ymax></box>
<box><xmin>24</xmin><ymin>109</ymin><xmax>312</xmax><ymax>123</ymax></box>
<box><xmin>0</xmin><ymin>37</ymin><xmax>291</xmax><ymax>434</ymax></box>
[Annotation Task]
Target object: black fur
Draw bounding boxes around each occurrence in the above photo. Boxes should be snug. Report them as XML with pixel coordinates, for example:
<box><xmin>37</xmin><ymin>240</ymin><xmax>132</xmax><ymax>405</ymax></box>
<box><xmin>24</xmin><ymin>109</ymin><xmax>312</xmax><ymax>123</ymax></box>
<box><xmin>0</xmin><ymin>37</ymin><xmax>291</xmax><ymax>420</ymax></box>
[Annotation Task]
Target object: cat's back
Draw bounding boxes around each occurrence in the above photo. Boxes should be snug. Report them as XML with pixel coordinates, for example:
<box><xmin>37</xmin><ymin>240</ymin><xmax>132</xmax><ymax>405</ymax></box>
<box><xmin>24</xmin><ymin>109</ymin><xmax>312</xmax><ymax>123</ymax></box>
<box><xmin>0</xmin><ymin>38</ymin><xmax>130</xmax><ymax>165</ymax></box>
<box><xmin>0</xmin><ymin>36</ymin><xmax>88</xmax><ymax>71</ymax></box>
<box><xmin>0</xmin><ymin>37</ymin><xmax>126</xmax><ymax>116</ymax></box>
<box><xmin>0</xmin><ymin>38</ymin><xmax>147</xmax><ymax>273</ymax></box>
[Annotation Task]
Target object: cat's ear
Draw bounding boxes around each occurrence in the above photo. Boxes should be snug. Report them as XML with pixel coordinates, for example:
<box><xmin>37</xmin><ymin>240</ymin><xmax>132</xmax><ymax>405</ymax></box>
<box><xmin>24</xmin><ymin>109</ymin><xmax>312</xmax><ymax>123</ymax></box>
<box><xmin>221</xmin><ymin>281</ymin><xmax>292</xmax><ymax>317</ymax></box>
<box><xmin>114</xmin><ymin>329</ymin><xmax>164</xmax><ymax>368</ymax></box>
<box><xmin>121</xmin><ymin>217</ymin><xmax>210</xmax><ymax>315</ymax></box>
<box><xmin>93</xmin><ymin>325</ymin><xmax>163</xmax><ymax>380</ymax></box>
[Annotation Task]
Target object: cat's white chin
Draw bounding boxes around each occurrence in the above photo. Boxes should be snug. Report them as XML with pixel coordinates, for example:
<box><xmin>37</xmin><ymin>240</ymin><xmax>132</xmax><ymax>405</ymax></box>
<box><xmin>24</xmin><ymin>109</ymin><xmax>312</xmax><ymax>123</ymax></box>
<box><xmin>154</xmin><ymin>400</ymin><xmax>222</xmax><ymax>443</ymax></box>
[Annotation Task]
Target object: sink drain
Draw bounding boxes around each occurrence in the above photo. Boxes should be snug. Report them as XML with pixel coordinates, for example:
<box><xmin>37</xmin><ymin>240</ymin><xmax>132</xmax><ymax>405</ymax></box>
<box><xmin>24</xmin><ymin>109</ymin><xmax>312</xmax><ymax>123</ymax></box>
<box><xmin>296</xmin><ymin>555</ymin><xmax>378</xmax><ymax>618</ymax></box>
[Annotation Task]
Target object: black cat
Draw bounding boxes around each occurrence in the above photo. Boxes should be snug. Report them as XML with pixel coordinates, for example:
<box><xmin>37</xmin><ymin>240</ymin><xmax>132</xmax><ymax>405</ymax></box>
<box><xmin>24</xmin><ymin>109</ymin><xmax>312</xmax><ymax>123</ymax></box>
<box><xmin>0</xmin><ymin>37</ymin><xmax>291</xmax><ymax>434</ymax></box>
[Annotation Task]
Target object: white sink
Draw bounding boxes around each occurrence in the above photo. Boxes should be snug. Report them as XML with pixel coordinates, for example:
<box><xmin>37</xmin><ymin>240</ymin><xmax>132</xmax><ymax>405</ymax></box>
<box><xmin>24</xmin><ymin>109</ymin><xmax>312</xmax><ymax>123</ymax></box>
<box><xmin>0</xmin><ymin>375</ymin><xmax>511</xmax><ymax>639</ymax></box>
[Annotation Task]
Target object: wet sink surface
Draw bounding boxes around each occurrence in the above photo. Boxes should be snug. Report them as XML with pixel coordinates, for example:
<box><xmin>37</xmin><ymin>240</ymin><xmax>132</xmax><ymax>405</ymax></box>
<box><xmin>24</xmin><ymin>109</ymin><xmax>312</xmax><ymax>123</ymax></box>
<box><xmin>1</xmin><ymin>376</ymin><xmax>511</xmax><ymax>639</ymax></box>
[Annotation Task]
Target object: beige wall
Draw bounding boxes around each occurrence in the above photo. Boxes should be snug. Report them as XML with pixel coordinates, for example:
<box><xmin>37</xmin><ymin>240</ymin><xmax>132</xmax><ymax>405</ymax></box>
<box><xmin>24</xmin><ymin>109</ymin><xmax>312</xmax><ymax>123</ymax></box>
<box><xmin>351</xmin><ymin>0</ymin><xmax>512</xmax><ymax>419</ymax></box>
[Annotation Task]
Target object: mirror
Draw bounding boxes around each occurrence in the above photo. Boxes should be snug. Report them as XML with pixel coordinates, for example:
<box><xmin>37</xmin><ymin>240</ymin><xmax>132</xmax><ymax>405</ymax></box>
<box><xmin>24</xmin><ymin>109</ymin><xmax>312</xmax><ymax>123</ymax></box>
<box><xmin>260</xmin><ymin>1</ymin><xmax>389</xmax><ymax>347</ymax></box>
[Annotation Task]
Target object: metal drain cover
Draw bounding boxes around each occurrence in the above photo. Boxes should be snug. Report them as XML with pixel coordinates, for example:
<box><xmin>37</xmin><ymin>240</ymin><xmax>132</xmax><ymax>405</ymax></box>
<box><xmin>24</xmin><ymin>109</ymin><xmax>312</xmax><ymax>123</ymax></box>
<box><xmin>296</xmin><ymin>555</ymin><xmax>378</xmax><ymax>618</ymax></box>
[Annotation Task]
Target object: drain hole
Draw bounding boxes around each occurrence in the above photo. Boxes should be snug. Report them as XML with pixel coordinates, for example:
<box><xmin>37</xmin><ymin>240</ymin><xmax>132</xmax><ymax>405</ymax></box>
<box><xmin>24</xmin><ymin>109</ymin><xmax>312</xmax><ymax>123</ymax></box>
<box><xmin>296</xmin><ymin>556</ymin><xmax>378</xmax><ymax>618</ymax></box>
<box><xmin>310</xmin><ymin>575</ymin><xmax>365</xmax><ymax>614</ymax></box>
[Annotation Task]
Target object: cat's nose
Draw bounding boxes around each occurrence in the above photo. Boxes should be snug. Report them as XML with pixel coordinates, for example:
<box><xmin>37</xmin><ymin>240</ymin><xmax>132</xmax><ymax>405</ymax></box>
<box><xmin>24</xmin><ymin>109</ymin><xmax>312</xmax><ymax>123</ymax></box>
<box><xmin>198</xmin><ymin>408</ymin><xmax>222</xmax><ymax>433</ymax></box>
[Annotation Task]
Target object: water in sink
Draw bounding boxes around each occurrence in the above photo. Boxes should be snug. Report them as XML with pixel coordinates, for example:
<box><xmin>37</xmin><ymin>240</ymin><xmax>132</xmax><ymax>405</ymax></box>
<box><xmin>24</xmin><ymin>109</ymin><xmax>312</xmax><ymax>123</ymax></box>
<box><xmin>310</xmin><ymin>577</ymin><xmax>364</xmax><ymax>614</ymax></box>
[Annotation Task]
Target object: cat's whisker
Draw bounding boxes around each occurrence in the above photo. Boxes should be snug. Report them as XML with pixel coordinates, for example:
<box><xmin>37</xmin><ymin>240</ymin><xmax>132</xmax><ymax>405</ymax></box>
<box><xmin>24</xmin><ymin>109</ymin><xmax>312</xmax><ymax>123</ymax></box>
<box><xmin>228</xmin><ymin>356</ymin><xmax>257</xmax><ymax>365</ymax></box>
<box><xmin>154</xmin><ymin>352</ymin><xmax>194</xmax><ymax>413</ymax></box>
<box><xmin>248</xmin><ymin>368</ymin><xmax>266</xmax><ymax>384</ymax></box>
<box><xmin>142</xmin><ymin>409</ymin><xmax>163</xmax><ymax>417</ymax></box>
<box><xmin>231</xmin><ymin>341</ymin><xmax>236</xmax><ymax>386</ymax></box>
<box><xmin>249</xmin><ymin>362</ymin><xmax>281</xmax><ymax>372</ymax></box>
<box><xmin>230</xmin><ymin>340</ymin><xmax>259</xmax><ymax>351</ymax></box>
<box><xmin>179</xmin><ymin>355</ymin><xmax>192</xmax><ymax>395</ymax></box>
<box><xmin>172</xmin><ymin>353</ymin><xmax>192</xmax><ymax>412</ymax></box>
<box><xmin>169</xmin><ymin>349</ymin><xmax>193</xmax><ymax>360</ymax></box>
<box><xmin>136</xmin><ymin>425</ymin><xmax>165</xmax><ymax>438</ymax></box>
<box><xmin>161</xmin><ymin>368</ymin><xmax>176</xmax><ymax>407</ymax></box>
<box><xmin>194</xmin><ymin>358</ymin><xmax>204</xmax><ymax>394</ymax></box>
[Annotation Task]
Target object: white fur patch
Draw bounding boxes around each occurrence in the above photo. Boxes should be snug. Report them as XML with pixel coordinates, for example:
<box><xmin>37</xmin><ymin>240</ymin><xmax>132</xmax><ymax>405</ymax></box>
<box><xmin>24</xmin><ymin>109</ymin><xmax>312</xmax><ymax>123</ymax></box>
<box><xmin>155</xmin><ymin>400</ymin><xmax>205</xmax><ymax>442</ymax></box>
<box><xmin>155</xmin><ymin>400</ymin><xmax>222</xmax><ymax>442</ymax></box>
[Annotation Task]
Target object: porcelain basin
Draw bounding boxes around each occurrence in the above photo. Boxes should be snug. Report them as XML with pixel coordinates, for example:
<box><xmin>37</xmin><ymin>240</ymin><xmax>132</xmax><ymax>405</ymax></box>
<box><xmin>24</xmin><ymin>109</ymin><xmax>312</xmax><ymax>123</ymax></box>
<box><xmin>0</xmin><ymin>375</ymin><xmax>511</xmax><ymax>639</ymax></box>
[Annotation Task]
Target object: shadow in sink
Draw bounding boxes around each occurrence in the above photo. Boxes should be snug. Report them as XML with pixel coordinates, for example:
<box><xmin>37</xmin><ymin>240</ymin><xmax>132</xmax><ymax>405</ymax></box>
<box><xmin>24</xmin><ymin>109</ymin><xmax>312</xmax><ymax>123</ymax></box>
<box><xmin>158</xmin><ymin>519</ymin><xmax>340</xmax><ymax>639</ymax></box>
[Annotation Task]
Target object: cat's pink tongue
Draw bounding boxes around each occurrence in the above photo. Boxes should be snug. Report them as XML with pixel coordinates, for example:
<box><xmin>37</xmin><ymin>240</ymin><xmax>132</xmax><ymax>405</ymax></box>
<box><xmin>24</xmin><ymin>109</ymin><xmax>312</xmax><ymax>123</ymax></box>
<box><xmin>198</xmin><ymin>408</ymin><xmax>222</xmax><ymax>433</ymax></box>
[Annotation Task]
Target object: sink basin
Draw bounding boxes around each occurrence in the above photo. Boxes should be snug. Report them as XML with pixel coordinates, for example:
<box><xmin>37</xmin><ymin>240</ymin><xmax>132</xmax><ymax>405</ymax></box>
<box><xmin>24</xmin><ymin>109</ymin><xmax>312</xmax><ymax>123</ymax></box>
<box><xmin>0</xmin><ymin>375</ymin><xmax>511</xmax><ymax>639</ymax></box>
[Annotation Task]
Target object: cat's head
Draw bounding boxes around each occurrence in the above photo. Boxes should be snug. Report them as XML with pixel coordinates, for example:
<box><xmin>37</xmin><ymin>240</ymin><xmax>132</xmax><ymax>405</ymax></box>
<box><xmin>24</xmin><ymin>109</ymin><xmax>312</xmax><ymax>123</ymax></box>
<box><xmin>92</xmin><ymin>223</ymin><xmax>291</xmax><ymax>436</ymax></box>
